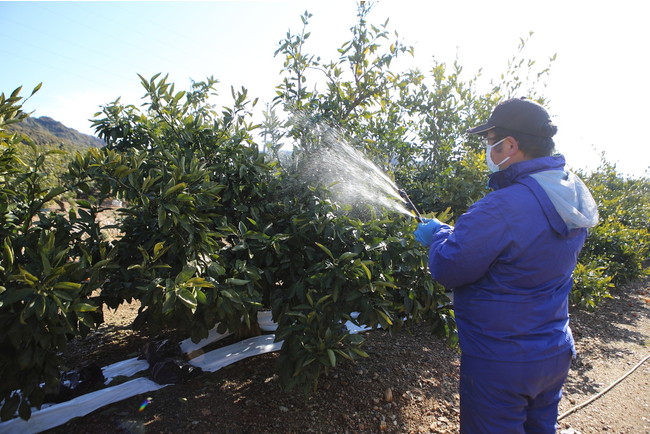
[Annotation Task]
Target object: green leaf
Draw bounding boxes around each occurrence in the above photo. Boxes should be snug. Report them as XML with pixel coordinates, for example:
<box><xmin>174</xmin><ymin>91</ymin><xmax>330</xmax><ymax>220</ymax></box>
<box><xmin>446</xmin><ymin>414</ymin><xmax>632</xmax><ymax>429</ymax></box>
<box><xmin>315</xmin><ymin>242</ymin><xmax>334</xmax><ymax>259</ymax></box>
<box><xmin>42</xmin><ymin>186</ymin><xmax>65</xmax><ymax>203</ymax></box>
<box><xmin>316</xmin><ymin>294</ymin><xmax>331</xmax><ymax>306</ymax></box>
<box><xmin>359</xmin><ymin>261</ymin><xmax>372</xmax><ymax>280</ymax></box>
<box><xmin>226</xmin><ymin>278</ymin><xmax>250</xmax><ymax>286</ymax></box>
<box><xmin>30</xmin><ymin>82</ymin><xmax>43</xmax><ymax>96</ymax></box>
<box><xmin>173</xmin><ymin>90</ymin><xmax>186</xmax><ymax>102</ymax></box>
<box><xmin>195</xmin><ymin>290</ymin><xmax>207</xmax><ymax>305</ymax></box>
<box><xmin>163</xmin><ymin>182</ymin><xmax>187</xmax><ymax>198</ymax></box>
<box><xmin>326</xmin><ymin>349</ymin><xmax>336</xmax><ymax>367</ymax></box>
<box><xmin>77</xmin><ymin>311</ymin><xmax>96</xmax><ymax>328</ymax></box>
<box><xmin>3</xmin><ymin>238</ymin><xmax>14</xmax><ymax>265</ymax></box>
<box><xmin>376</xmin><ymin>309</ymin><xmax>393</xmax><ymax>326</ymax></box>
<box><xmin>186</xmin><ymin>277</ymin><xmax>213</xmax><ymax>288</ymax></box>
<box><xmin>17</xmin><ymin>267</ymin><xmax>39</xmax><ymax>284</ymax></box>
<box><xmin>208</xmin><ymin>262</ymin><xmax>226</xmax><ymax>276</ymax></box>
<box><xmin>53</xmin><ymin>282</ymin><xmax>81</xmax><ymax>291</ymax></box>
<box><xmin>157</xmin><ymin>206</ymin><xmax>167</xmax><ymax>228</ymax></box>
<box><xmin>40</xmin><ymin>251</ymin><xmax>52</xmax><ymax>275</ymax></box>
<box><xmin>34</xmin><ymin>295</ymin><xmax>46</xmax><ymax>319</ymax></box>
<box><xmin>76</xmin><ymin>199</ymin><xmax>92</xmax><ymax>208</ymax></box>
<box><xmin>351</xmin><ymin>347</ymin><xmax>369</xmax><ymax>358</ymax></box>
<box><xmin>93</xmin><ymin>258</ymin><xmax>113</xmax><ymax>268</ymax></box>
<box><xmin>0</xmin><ymin>288</ymin><xmax>34</xmax><ymax>305</ymax></box>
<box><xmin>175</xmin><ymin>266</ymin><xmax>196</xmax><ymax>284</ymax></box>
<box><xmin>177</xmin><ymin>288</ymin><xmax>197</xmax><ymax>311</ymax></box>
<box><xmin>114</xmin><ymin>165</ymin><xmax>133</xmax><ymax>178</ymax></box>
<box><xmin>10</xmin><ymin>85</ymin><xmax>23</xmax><ymax>99</ymax></box>
<box><xmin>53</xmin><ymin>289</ymin><xmax>74</xmax><ymax>301</ymax></box>
<box><xmin>338</xmin><ymin>252</ymin><xmax>357</xmax><ymax>262</ymax></box>
<box><xmin>162</xmin><ymin>292</ymin><xmax>176</xmax><ymax>314</ymax></box>
<box><xmin>71</xmin><ymin>302</ymin><xmax>98</xmax><ymax>312</ymax></box>
<box><xmin>335</xmin><ymin>349</ymin><xmax>353</xmax><ymax>360</ymax></box>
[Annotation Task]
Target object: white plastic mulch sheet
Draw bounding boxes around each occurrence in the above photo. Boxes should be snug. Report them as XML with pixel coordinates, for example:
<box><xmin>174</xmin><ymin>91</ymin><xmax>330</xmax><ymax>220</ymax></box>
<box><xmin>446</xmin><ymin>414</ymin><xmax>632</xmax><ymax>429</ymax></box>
<box><xmin>189</xmin><ymin>334</ymin><xmax>282</xmax><ymax>372</ymax></box>
<box><xmin>179</xmin><ymin>327</ymin><xmax>234</xmax><ymax>355</ymax></box>
<box><xmin>101</xmin><ymin>358</ymin><xmax>150</xmax><ymax>383</ymax></box>
<box><xmin>0</xmin><ymin>378</ymin><xmax>167</xmax><ymax>434</ymax></box>
<box><xmin>0</xmin><ymin>311</ymin><xmax>371</xmax><ymax>433</ymax></box>
<box><xmin>257</xmin><ymin>310</ymin><xmax>278</xmax><ymax>332</ymax></box>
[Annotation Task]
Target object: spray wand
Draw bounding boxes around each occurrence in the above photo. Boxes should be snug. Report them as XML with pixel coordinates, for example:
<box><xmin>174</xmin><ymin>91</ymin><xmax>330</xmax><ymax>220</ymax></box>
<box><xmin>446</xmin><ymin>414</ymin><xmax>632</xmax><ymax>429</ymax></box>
<box><xmin>398</xmin><ymin>189</ymin><xmax>423</xmax><ymax>223</ymax></box>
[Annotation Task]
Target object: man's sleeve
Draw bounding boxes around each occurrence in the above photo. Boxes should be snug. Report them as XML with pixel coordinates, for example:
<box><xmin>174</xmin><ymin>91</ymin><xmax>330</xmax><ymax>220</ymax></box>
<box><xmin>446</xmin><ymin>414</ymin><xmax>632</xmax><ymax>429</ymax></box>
<box><xmin>428</xmin><ymin>195</ymin><xmax>511</xmax><ymax>289</ymax></box>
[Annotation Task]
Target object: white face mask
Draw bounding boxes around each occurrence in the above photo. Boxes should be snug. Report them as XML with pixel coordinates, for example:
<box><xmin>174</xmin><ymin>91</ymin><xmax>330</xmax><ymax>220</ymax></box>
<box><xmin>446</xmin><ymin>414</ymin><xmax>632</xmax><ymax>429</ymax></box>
<box><xmin>485</xmin><ymin>138</ymin><xmax>510</xmax><ymax>173</ymax></box>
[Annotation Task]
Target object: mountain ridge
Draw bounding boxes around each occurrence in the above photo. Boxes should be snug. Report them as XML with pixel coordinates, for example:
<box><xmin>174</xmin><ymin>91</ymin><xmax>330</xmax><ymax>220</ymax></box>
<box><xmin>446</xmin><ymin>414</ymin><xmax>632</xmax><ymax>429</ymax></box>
<box><xmin>7</xmin><ymin>116</ymin><xmax>105</xmax><ymax>149</ymax></box>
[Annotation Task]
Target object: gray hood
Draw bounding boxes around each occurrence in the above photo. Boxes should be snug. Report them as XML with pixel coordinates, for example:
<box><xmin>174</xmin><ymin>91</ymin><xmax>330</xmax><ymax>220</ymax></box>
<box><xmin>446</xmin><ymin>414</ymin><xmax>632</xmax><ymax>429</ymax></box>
<box><xmin>530</xmin><ymin>170</ymin><xmax>599</xmax><ymax>230</ymax></box>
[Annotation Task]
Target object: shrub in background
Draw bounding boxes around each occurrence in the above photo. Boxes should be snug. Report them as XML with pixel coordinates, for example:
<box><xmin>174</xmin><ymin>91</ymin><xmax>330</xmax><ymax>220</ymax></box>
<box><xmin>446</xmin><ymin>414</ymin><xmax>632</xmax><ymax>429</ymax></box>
<box><xmin>577</xmin><ymin>159</ymin><xmax>650</xmax><ymax>301</ymax></box>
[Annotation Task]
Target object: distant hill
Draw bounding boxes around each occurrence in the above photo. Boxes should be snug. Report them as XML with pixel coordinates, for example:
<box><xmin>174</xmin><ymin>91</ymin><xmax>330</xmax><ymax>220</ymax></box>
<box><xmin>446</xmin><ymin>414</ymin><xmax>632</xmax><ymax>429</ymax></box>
<box><xmin>7</xmin><ymin>116</ymin><xmax>105</xmax><ymax>149</ymax></box>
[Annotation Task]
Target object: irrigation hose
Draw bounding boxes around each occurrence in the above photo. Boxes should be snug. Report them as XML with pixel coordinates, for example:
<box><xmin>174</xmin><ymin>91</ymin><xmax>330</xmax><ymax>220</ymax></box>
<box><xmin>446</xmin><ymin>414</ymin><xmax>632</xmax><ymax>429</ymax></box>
<box><xmin>557</xmin><ymin>353</ymin><xmax>650</xmax><ymax>421</ymax></box>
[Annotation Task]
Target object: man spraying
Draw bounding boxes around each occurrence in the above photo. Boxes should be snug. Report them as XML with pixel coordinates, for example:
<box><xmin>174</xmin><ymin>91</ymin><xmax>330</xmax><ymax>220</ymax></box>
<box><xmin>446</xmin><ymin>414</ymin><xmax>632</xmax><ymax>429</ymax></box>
<box><xmin>415</xmin><ymin>98</ymin><xmax>599</xmax><ymax>433</ymax></box>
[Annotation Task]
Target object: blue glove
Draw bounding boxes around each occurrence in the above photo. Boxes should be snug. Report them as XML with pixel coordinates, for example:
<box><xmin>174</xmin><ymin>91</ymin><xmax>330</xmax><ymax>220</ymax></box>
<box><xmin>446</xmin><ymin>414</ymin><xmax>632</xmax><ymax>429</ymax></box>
<box><xmin>414</xmin><ymin>217</ymin><xmax>443</xmax><ymax>247</ymax></box>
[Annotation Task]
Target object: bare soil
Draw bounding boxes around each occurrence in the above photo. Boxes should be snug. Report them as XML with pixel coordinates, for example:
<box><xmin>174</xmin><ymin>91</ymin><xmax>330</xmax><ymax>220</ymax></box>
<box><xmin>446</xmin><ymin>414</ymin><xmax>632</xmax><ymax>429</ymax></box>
<box><xmin>45</xmin><ymin>277</ymin><xmax>649</xmax><ymax>434</ymax></box>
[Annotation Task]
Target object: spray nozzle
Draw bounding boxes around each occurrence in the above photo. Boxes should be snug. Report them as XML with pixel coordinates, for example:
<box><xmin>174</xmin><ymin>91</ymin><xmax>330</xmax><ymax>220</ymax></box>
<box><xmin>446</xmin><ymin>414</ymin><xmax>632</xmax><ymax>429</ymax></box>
<box><xmin>398</xmin><ymin>189</ymin><xmax>423</xmax><ymax>223</ymax></box>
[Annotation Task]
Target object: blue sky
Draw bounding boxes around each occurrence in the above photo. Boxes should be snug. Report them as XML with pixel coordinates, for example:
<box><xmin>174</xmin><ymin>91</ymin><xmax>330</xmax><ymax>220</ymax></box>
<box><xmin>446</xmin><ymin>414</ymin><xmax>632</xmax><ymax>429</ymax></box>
<box><xmin>1</xmin><ymin>1</ymin><xmax>648</xmax><ymax>177</ymax></box>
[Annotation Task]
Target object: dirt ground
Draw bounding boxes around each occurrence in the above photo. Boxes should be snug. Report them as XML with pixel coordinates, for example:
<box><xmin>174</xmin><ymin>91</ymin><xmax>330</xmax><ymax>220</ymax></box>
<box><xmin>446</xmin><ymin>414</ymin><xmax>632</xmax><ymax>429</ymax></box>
<box><xmin>44</xmin><ymin>277</ymin><xmax>649</xmax><ymax>434</ymax></box>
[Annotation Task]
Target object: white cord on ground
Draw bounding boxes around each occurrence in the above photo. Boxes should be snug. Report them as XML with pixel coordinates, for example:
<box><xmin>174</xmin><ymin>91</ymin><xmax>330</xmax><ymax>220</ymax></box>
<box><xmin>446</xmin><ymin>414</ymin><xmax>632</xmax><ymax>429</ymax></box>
<box><xmin>558</xmin><ymin>354</ymin><xmax>650</xmax><ymax>421</ymax></box>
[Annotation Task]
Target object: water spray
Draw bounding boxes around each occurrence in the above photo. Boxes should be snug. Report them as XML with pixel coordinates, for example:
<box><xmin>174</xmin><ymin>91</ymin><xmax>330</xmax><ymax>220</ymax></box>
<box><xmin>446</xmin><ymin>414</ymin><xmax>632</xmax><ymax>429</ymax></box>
<box><xmin>398</xmin><ymin>189</ymin><xmax>423</xmax><ymax>223</ymax></box>
<box><xmin>293</xmin><ymin>117</ymin><xmax>424</xmax><ymax>221</ymax></box>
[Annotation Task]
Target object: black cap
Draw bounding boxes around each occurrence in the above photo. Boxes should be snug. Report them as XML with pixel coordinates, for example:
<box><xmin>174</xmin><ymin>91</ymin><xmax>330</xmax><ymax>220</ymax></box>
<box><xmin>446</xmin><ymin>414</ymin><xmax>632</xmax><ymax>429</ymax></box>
<box><xmin>467</xmin><ymin>97</ymin><xmax>557</xmax><ymax>137</ymax></box>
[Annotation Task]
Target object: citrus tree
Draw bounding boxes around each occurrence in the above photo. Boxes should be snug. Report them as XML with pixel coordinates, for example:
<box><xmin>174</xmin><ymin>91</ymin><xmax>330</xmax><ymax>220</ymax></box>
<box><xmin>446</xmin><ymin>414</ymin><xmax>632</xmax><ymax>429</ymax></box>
<box><xmin>0</xmin><ymin>85</ymin><xmax>113</xmax><ymax>420</ymax></box>
<box><xmin>79</xmin><ymin>65</ymin><xmax>452</xmax><ymax>395</ymax></box>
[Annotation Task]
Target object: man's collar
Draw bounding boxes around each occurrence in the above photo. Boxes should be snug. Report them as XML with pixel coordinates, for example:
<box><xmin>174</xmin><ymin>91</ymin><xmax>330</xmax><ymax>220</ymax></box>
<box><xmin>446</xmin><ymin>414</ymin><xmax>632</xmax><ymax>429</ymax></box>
<box><xmin>488</xmin><ymin>155</ymin><xmax>566</xmax><ymax>190</ymax></box>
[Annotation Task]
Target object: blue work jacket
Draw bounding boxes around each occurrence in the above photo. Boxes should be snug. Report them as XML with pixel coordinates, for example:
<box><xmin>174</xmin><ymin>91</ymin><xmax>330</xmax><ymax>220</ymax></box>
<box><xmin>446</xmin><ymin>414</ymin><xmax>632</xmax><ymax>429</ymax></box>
<box><xmin>429</xmin><ymin>155</ymin><xmax>598</xmax><ymax>362</ymax></box>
